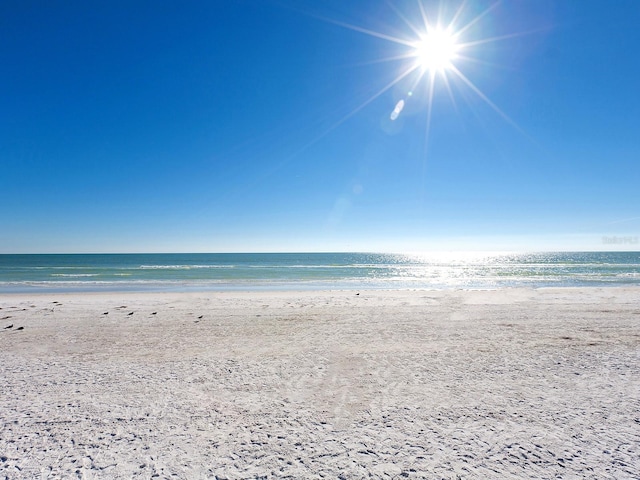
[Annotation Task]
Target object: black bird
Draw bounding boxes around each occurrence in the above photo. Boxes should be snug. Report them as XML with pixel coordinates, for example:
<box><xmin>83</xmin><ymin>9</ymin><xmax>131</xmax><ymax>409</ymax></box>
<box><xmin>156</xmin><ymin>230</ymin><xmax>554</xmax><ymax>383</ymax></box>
<box><xmin>103</xmin><ymin>312</ymin><xmax>109</xmax><ymax>315</ymax></box>
<box><xmin>198</xmin><ymin>315</ymin><xmax>203</xmax><ymax>319</ymax></box>
<box><xmin>16</xmin><ymin>326</ymin><xmax>24</xmax><ymax>331</ymax></box>
<box><xmin>151</xmin><ymin>312</ymin><xmax>157</xmax><ymax>315</ymax></box>
<box><xmin>128</xmin><ymin>312</ymin><xmax>134</xmax><ymax>316</ymax></box>
<box><xmin>4</xmin><ymin>324</ymin><xmax>13</xmax><ymax>329</ymax></box>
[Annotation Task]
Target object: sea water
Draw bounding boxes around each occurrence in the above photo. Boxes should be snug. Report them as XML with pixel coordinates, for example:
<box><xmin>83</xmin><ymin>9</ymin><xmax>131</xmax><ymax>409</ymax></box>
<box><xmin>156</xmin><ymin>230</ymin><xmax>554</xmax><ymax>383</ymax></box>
<box><xmin>0</xmin><ymin>252</ymin><xmax>638</xmax><ymax>293</ymax></box>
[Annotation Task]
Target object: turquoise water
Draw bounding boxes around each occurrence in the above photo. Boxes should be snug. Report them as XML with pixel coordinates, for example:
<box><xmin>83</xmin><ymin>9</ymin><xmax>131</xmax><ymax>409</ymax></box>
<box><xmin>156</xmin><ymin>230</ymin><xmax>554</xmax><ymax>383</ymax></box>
<box><xmin>0</xmin><ymin>252</ymin><xmax>639</xmax><ymax>292</ymax></box>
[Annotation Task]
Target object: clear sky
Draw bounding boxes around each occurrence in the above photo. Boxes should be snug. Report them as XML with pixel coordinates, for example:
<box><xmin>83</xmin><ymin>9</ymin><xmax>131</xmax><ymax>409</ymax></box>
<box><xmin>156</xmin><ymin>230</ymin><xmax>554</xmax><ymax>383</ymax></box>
<box><xmin>2</xmin><ymin>0</ymin><xmax>639</xmax><ymax>253</ymax></box>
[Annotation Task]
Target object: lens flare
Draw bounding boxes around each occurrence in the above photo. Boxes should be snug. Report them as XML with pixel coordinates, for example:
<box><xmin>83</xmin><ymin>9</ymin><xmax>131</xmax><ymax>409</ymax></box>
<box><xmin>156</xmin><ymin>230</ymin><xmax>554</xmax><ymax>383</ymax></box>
<box><xmin>390</xmin><ymin>99</ymin><xmax>405</xmax><ymax>121</ymax></box>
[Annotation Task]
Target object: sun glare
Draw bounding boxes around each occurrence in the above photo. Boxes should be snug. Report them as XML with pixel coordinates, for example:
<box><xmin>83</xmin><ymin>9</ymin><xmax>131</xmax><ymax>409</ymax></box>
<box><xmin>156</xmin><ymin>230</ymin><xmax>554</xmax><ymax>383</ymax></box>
<box><xmin>308</xmin><ymin>1</ymin><xmax>524</xmax><ymax>150</ymax></box>
<box><xmin>413</xmin><ymin>27</ymin><xmax>459</xmax><ymax>72</ymax></box>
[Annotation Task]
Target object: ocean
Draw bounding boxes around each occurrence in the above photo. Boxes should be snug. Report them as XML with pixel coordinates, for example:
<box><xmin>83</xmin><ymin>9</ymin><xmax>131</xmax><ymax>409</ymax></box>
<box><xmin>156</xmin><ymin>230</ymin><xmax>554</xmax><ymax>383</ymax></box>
<box><xmin>0</xmin><ymin>252</ymin><xmax>639</xmax><ymax>293</ymax></box>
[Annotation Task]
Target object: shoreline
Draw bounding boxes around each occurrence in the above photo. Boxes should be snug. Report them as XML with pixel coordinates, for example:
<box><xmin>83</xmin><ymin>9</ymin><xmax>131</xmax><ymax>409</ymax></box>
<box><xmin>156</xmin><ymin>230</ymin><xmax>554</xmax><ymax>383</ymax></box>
<box><xmin>1</xmin><ymin>282</ymin><xmax>639</xmax><ymax>296</ymax></box>
<box><xmin>2</xmin><ymin>287</ymin><xmax>639</xmax><ymax>478</ymax></box>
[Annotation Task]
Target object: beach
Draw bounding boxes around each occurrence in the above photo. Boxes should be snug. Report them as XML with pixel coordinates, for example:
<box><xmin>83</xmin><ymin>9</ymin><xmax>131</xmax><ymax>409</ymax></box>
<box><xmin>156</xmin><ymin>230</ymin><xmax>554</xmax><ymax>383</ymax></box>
<box><xmin>1</xmin><ymin>287</ymin><xmax>639</xmax><ymax>479</ymax></box>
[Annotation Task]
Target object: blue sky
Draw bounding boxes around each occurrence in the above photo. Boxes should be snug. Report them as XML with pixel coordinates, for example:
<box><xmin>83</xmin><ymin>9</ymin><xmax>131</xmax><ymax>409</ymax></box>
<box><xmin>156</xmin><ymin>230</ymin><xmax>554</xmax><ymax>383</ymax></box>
<box><xmin>2</xmin><ymin>0</ymin><xmax>639</xmax><ymax>253</ymax></box>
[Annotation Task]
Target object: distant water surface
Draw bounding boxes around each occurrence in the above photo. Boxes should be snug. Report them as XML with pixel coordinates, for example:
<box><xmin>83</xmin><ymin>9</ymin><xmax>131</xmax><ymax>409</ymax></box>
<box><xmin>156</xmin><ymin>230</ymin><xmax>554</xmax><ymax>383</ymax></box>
<box><xmin>0</xmin><ymin>252</ymin><xmax>638</xmax><ymax>293</ymax></box>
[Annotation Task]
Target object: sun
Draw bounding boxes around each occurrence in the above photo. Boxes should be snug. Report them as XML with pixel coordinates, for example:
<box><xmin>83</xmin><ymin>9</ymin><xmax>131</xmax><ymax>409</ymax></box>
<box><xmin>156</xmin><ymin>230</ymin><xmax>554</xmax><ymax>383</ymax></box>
<box><xmin>307</xmin><ymin>1</ymin><xmax>523</xmax><ymax>143</ymax></box>
<box><xmin>412</xmin><ymin>27</ymin><xmax>459</xmax><ymax>73</ymax></box>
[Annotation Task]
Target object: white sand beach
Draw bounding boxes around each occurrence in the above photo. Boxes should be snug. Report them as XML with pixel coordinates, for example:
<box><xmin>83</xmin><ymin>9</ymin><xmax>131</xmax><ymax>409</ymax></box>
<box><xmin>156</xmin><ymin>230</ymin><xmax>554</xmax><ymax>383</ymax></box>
<box><xmin>1</xmin><ymin>288</ymin><xmax>639</xmax><ymax>479</ymax></box>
